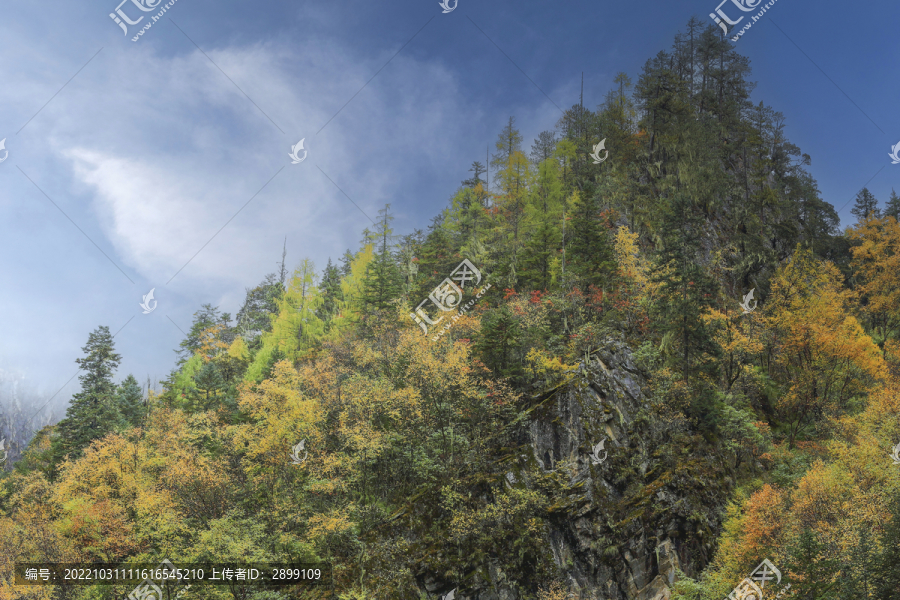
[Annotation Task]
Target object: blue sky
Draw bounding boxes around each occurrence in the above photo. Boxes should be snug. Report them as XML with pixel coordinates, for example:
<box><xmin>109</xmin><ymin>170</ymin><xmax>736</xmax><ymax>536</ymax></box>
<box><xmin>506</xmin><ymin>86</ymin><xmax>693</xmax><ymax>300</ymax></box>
<box><xmin>1</xmin><ymin>0</ymin><xmax>897</xmax><ymax>424</ymax></box>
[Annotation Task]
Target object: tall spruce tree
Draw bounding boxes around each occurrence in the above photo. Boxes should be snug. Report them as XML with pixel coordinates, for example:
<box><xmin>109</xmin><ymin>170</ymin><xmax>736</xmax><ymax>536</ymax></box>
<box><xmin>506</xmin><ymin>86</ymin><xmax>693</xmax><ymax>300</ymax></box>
<box><xmin>50</xmin><ymin>326</ymin><xmax>122</xmax><ymax>473</ymax></box>
<box><xmin>490</xmin><ymin>116</ymin><xmax>524</xmax><ymax>178</ymax></box>
<box><xmin>851</xmin><ymin>187</ymin><xmax>881</xmax><ymax>223</ymax></box>
<box><xmin>362</xmin><ymin>205</ymin><xmax>403</xmax><ymax>311</ymax></box>
<box><xmin>319</xmin><ymin>258</ymin><xmax>343</xmax><ymax>324</ymax></box>
<box><xmin>565</xmin><ymin>190</ymin><xmax>615</xmax><ymax>289</ymax></box>
<box><xmin>784</xmin><ymin>527</ymin><xmax>838</xmax><ymax>600</ymax></box>
<box><xmin>115</xmin><ymin>374</ymin><xmax>144</xmax><ymax>428</ymax></box>
<box><xmin>462</xmin><ymin>161</ymin><xmax>486</xmax><ymax>188</ymax></box>
<box><xmin>177</xmin><ymin>304</ymin><xmax>225</xmax><ymax>364</ymax></box>
<box><xmin>652</xmin><ymin>191</ymin><xmax>721</xmax><ymax>387</ymax></box>
<box><xmin>529</xmin><ymin>130</ymin><xmax>558</xmax><ymax>166</ymax></box>
<box><xmin>883</xmin><ymin>188</ymin><xmax>900</xmax><ymax>221</ymax></box>
<box><xmin>235</xmin><ymin>273</ymin><xmax>283</xmax><ymax>350</ymax></box>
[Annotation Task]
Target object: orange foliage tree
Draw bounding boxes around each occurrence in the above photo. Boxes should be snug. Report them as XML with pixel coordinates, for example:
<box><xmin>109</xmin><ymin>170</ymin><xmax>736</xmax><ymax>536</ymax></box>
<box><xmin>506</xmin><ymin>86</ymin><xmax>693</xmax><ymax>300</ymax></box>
<box><xmin>763</xmin><ymin>247</ymin><xmax>886</xmax><ymax>448</ymax></box>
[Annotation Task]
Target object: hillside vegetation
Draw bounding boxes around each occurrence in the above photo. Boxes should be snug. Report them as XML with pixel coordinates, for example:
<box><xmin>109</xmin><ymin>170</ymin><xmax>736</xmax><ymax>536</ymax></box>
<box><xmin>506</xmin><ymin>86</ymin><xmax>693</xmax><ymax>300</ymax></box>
<box><xmin>2</xmin><ymin>19</ymin><xmax>900</xmax><ymax>600</ymax></box>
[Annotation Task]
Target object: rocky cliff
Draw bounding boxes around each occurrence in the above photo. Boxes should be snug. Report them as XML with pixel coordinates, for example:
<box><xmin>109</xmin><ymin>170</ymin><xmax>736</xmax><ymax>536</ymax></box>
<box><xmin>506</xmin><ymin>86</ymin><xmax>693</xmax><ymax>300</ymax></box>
<box><xmin>461</xmin><ymin>338</ymin><xmax>731</xmax><ymax>600</ymax></box>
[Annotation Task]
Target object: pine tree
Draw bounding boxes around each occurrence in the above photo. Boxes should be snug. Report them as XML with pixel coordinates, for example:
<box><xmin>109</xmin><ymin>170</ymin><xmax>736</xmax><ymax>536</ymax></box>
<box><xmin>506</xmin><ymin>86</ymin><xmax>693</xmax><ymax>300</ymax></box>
<box><xmin>50</xmin><ymin>326</ymin><xmax>122</xmax><ymax>472</ymax></box>
<box><xmin>475</xmin><ymin>305</ymin><xmax>523</xmax><ymax>380</ymax></box>
<box><xmin>651</xmin><ymin>191</ymin><xmax>720</xmax><ymax>386</ymax></box>
<box><xmin>462</xmin><ymin>161</ymin><xmax>486</xmax><ymax>188</ymax></box>
<box><xmin>177</xmin><ymin>304</ymin><xmax>224</xmax><ymax>364</ymax></box>
<box><xmin>520</xmin><ymin>158</ymin><xmax>564</xmax><ymax>290</ymax></box>
<box><xmin>851</xmin><ymin>187</ymin><xmax>880</xmax><ymax>222</ymax></box>
<box><xmin>235</xmin><ymin>273</ymin><xmax>283</xmax><ymax>350</ymax></box>
<box><xmin>319</xmin><ymin>258</ymin><xmax>344</xmax><ymax>324</ymax></box>
<box><xmin>339</xmin><ymin>249</ymin><xmax>355</xmax><ymax>277</ymax></box>
<box><xmin>490</xmin><ymin>116</ymin><xmax>524</xmax><ymax>178</ymax></box>
<box><xmin>363</xmin><ymin>204</ymin><xmax>403</xmax><ymax>311</ymax></box>
<box><xmin>837</xmin><ymin>524</ymin><xmax>878</xmax><ymax>600</ymax></box>
<box><xmin>565</xmin><ymin>190</ymin><xmax>615</xmax><ymax>289</ymax></box>
<box><xmin>192</xmin><ymin>361</ymin><xmax>224</xmax><ymax>411</ymax></box>
<box><xmin>784</xmin><ymin>527</ymin><xmax>838</xmax><ymax>600</ymax></box>
<box><xmin>115</xmin><ymin>374</ymin><xmax>144</xmax><ymax>428</ymax></box>
<box><xmin>883</xmin><ymin>188</ymin><xmax>900</xmax><ymax>221</ymax></box>
<box><xmin>529</xmin><ymin>131</ymin><xmax>558</xmax><ymax>166</ymax></box>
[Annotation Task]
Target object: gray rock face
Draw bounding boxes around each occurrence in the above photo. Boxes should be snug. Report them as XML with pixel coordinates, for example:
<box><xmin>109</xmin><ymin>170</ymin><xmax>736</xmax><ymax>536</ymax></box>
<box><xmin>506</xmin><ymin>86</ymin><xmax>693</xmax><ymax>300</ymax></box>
<box><xmin>436</xmin><ymin>338</ymin><xmax>722</xmax><ymax>600</ymax></box>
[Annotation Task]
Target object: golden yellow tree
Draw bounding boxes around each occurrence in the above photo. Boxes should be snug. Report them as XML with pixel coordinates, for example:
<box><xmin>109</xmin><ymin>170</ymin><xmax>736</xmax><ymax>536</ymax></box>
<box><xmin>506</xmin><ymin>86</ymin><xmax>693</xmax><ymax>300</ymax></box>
<box><xmin>764</xmin><ymin>247</ymin><xmax>886</xmax><ymax>448</ymax></box>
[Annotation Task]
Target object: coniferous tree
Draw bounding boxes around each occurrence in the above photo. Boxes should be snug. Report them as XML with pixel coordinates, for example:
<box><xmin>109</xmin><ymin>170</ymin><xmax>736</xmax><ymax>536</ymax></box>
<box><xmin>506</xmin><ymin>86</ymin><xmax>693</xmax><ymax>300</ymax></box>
<box><xmin>177</xmin><ymin>304</ymin><xmax>226</xmax><ymax>364</ymax></box>
<box><xmin>838</xmin><ymin>524</ymin><xmax>878</xmax><ymax>600</ymax></box>
<box><xmin>520</xmin><ymin>159</ymin><xmax>565</xmax><ymax>290</ymax></box>
<box><xmin>529</xmin><ymin>131</ymin><xmax>558</xmax><ymax>166</ymax></box>
<box><xmin>851</xmin><ymin>187</ymin><xmax>881</xmax><ymax>222</ymax></box>
<box><xmin>475</xmin><ymin>305</ymin><xmax>523</xmax><ymax>380</ymax></box>
<box><xmin>192</xmin><ymin>361</ymin><xmax>224</xmax><ymax>411</ymax></box>
<box><xmin>565</xmin><ymin>190</ymin><xmax>615</xmax><ymax>289</ymax></box>
<box><xmin>883</xmin><ymin>188</ymin><xmax>900</xmax><ymax>221</ymax></box>
<box><xmin>319</xmin><ymin>258</ymin><xmax>343</xmax><ymax>324</ymax></box>
<box><xmin>363</xmin><ymin>204</ymin><xmax>403</xmax><ymax>311</ymax></box>
<box><xmin>339</xmin><ymin>249</ymin><xmax>355</xmax><ymax>277</ymax></box>
<box><xmin>50</xmin><ymin>326</ymin><xmax>122</xmax><ymax>473</ymax></box>
<box><xmin>235</xmin><ymin>273</ymin><xmax>283</xmax><ymax>350</ymax></box>
<box><xmin>115</xmin><ymin>374</ymin><xmax>144</xmax><ymax>428</ymax></box>
<box><xmin>462</xmin><ymin>161</ymin><xmax>486</xmax><ymax>188</ymax></box>
<box><xmin>784</xmin><ymin>527</ymin><xmax>838</xmax><ymax>600</ymax></box>
<box><xmin>652</xmin><ymin>191</ymin><xmax>721</xmax><ymax>387</ymax></box>
<box><xmin>490</xmin><ymin>116</ymin><xmax>524</xmax><ymax>178</ymax></box>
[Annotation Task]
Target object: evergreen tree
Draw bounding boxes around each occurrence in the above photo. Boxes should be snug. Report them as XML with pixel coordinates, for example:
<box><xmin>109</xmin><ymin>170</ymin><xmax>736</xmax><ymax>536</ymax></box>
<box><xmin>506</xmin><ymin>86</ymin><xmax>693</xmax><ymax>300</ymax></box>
<box><xmin>339</xmin><ymin>249</ymin><xmax>355</xmax><ymax>277</ymax></box>
<box><xmin>397</xmin><ymin>230</ymin><xmax>425</xmax><ymax>296</ymax></box>
<box><xmin>177</xmin><ymin>304</ymin><xmax>224</xmax><ymax>364</ymax></box>
<box><xmin>784</xmin><ymin>527</ymin><xmax>838</xmax><ymax>600</ymax></box>
<box><xmin>409</xmin><ymin>214</ymin><xmax>460</xmax><ymax>302</ymax></box>
<box><xmin>565</xmin><ymin>190</ymin><xmax>615</xmax><ymax>289</ymax></box>
<box><xmin>319</xmin><ymin>258</ymin><xmax>344</xmax><ymax>324</ymax></box>
<box><xmin>363</xmin><ymin>204</ymin><xmax>403</xmax><ymax>311</ymax></box>
<box><xmin>192</xmin><ymin>361</ymin><xmax>224</xmax><ymax>411</ymax></box>
<box><xmin>529</xmin><ymin>131</ymin><xmax>558</xmax><ymax>166</ymax></box>
<box><xmin>838</xmin><ymin>524</ymin><xmax>878</xmax><ymax>600</ymax></box>
<box><xmin>520</xmin><ymin>158</ymin><xmax>564</xmax><ymax>290</ymax></box>
<box><xmin>490</xmin><ymin>116</ymin><xmax>524</xmax><ymax>178</ymax></box>
<box><xmin>651</xmin><ymin>191</ymin><xmax>720</xmax><ymax>386</ymax></box>
<box><xmin>475</xmin><ymin>305</ymin><xmax>523</xmax><ymax>380</ymax></box>
<box><xmin>50</xmin><ymin>326</ymin><xmax>122</xmax><ymax>472</ymax></box>
<box><xmin>235</xmin><ymin>273</ymin><xmax>283</xmax><ymax>350</ymax></box>
<box><xmin>115</xmin><ymin>374</ymin><xmax>144</xmax><ymax>428</ymax></box>
<box><xmin>883</xmin><ymin>188</ymin><xmax>900</xmax><ymax>221</ymax></box>
<box><xmin>851</xmin><ymin>187</ymin><xmax>880</xmax><ymax>222</ymax></box>
<box><xmin>462</xmin><ymin>161</ymin><xmax>486</xmax><ymax>188</ymax></box>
